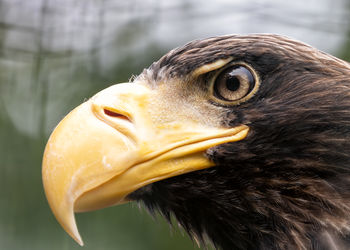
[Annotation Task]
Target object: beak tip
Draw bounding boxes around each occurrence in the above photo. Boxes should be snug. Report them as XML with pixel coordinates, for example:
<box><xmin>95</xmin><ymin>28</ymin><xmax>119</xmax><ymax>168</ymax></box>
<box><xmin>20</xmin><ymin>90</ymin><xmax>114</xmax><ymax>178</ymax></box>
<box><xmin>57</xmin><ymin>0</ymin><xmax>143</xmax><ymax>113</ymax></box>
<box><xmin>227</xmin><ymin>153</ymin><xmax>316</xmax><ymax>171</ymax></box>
<box><xmin>69</xmin><ymin>232</ymin><xmax>84</xmax><ymax>246</ymax></box>
<box><xmin>66</xmin><ymin>221</ymin><xmax>84</xmax><ymax>246</ymax></box>
<box><xmin>77</xmin><ymin>238</ymin><xmax>84</xmax><ymax>247</ymax></box>
<box><xmin>51</xmin><ymin>202</ymin><xmax>84</xmax><ymax>247</ymax></box>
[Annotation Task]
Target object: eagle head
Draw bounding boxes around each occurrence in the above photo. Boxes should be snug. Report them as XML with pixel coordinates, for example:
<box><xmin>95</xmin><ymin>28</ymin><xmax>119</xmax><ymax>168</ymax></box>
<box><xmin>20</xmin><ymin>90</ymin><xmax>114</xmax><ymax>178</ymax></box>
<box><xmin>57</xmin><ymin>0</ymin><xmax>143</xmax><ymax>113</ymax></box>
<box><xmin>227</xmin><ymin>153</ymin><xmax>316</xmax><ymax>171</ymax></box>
<box><xmin>42</xmin><ymin>34</ymin><xmax>350</xmax><ymax>249</ymax></box>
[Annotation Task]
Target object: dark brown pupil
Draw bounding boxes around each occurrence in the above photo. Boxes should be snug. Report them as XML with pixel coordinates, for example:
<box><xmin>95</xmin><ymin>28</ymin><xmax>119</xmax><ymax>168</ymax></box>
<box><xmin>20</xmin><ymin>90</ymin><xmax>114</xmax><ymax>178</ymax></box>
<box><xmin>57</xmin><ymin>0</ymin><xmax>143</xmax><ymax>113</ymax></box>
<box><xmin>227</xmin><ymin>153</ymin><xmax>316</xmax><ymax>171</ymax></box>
<box><xmin>226</xmin><ymin>75</ymin><xmax>240</xmax><ymax>91</ymax></box>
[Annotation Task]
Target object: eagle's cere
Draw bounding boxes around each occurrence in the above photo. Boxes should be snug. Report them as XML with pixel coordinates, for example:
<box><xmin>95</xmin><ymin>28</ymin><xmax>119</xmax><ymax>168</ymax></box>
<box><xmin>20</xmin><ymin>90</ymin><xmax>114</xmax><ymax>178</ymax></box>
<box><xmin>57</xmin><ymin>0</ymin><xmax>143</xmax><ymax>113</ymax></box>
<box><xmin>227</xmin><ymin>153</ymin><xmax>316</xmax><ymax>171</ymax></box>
<box><xmin>42</xmin><ymin>34</ymin><xmax>350</xmax><ymax>250</ymax></box>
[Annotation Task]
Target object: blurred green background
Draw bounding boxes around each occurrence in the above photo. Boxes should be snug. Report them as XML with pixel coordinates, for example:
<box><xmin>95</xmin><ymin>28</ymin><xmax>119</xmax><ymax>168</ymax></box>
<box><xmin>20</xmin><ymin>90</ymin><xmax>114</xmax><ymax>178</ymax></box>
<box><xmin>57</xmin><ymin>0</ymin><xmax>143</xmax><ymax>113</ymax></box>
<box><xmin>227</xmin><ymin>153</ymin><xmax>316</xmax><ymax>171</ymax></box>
<box><xmin>1</xmin><ymin>0</ymin><xmax>350</xmax><ymax>249</ymax></box>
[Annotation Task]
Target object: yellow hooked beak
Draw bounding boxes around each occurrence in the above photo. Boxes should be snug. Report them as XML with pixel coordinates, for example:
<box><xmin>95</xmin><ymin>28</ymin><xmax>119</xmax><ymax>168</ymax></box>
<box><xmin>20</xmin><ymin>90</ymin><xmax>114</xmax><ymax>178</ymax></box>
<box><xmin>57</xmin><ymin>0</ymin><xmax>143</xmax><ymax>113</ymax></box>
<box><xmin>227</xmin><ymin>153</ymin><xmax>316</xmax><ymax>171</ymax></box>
<box><xmin>42</xmin><ymin>81</ymin><xmax>249</xmax><ymax>245</ymax></box>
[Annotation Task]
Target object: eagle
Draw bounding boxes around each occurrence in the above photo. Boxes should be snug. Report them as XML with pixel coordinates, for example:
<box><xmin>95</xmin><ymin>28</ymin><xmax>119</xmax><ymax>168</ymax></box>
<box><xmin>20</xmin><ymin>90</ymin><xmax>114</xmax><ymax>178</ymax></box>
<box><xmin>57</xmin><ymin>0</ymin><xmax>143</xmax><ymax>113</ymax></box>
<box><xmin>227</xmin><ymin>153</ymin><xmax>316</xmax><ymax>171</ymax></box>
<box><xmin>42</xmin><ymin>34</ymin><xmax>350</xmax><ymax>250</ymax></box>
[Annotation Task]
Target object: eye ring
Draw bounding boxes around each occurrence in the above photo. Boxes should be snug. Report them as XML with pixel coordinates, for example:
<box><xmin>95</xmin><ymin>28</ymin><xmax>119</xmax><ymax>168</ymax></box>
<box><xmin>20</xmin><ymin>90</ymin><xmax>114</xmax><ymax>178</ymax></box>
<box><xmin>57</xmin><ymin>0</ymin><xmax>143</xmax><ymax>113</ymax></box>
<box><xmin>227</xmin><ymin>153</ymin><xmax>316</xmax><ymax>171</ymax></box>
<box><xmin>209</xmin><ymin>62</ymin><xmax>260</xmax><ymax>105</ymax></box>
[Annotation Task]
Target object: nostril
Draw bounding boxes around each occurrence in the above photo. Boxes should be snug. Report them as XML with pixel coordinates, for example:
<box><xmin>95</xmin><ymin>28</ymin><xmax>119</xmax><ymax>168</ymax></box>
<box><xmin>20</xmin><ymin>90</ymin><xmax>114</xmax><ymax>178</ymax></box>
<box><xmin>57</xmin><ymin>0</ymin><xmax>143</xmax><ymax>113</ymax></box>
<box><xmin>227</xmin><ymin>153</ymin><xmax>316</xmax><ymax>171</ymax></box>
<box><xmin>103</xmin><ymin>108</ymin><xmax>131</xmax><ymax>122</ymax></box>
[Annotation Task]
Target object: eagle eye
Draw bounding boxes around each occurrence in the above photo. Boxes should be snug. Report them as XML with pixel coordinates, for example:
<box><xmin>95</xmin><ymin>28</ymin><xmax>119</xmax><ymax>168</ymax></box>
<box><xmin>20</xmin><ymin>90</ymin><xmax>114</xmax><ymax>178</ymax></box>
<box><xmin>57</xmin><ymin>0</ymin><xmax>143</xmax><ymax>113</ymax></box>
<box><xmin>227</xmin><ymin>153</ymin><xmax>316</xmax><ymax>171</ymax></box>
<box><xmin>210</xmin><ymin>63</ymin><xmax>259</xmax><ymax>105</ymax></box>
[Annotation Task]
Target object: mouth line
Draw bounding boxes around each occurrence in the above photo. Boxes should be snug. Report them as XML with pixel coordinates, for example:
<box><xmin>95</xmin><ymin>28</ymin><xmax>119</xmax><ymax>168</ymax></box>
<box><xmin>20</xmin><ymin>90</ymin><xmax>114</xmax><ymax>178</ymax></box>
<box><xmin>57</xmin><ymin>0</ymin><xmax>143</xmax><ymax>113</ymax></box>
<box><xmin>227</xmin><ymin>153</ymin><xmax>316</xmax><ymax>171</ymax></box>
<box><xmin>135</xmin><ymin>125</ymin><xmax>249</xmax><ymax>167</ymax></box>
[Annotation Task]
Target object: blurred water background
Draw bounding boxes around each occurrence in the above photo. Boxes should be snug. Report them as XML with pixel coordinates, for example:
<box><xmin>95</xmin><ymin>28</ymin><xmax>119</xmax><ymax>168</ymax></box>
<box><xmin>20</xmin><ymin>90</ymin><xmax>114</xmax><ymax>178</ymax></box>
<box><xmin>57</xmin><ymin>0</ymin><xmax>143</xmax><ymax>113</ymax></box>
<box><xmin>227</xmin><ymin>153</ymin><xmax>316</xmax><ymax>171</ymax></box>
<box><xmin>1</xmin><ymin>0</ymin><xmax>350</xmax><ymax>249</ymax></box>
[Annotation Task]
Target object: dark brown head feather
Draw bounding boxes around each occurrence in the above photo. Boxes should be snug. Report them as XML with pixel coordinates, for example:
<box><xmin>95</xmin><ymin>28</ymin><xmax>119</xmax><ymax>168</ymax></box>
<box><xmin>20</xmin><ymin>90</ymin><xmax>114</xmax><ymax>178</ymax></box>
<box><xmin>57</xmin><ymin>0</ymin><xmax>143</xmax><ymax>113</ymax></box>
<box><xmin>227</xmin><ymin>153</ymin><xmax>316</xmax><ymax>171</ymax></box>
<box><xmin>144</xmin><ymin>34</ymin><xmax>350</xmax><ymax>82</ymax></box>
